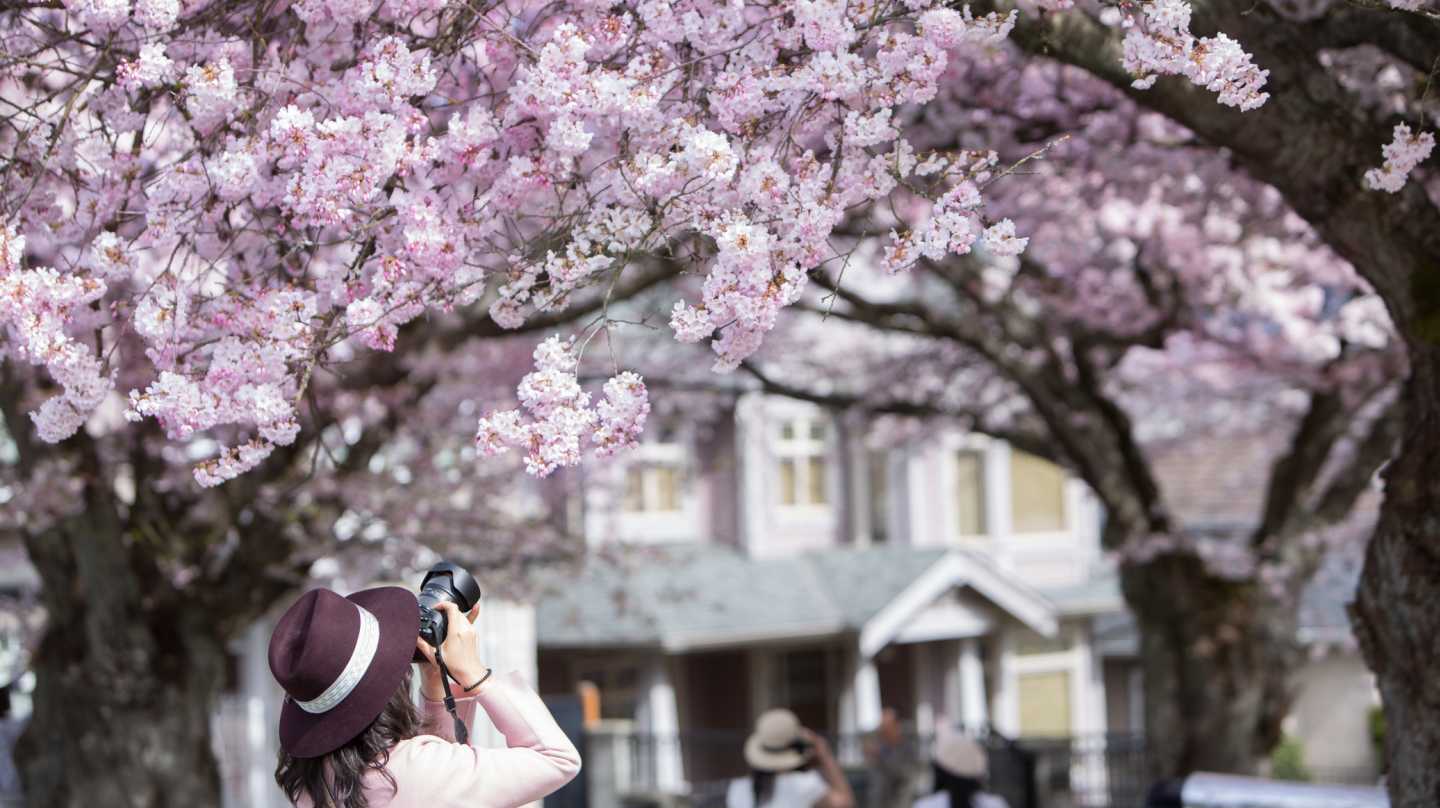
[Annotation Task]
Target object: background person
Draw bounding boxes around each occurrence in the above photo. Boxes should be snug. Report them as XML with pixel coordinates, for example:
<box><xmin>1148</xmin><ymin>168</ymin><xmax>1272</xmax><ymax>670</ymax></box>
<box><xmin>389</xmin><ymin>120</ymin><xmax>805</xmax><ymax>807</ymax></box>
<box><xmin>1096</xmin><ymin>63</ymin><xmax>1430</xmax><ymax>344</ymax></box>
<box><xmin>864</xmin><ymin>708</ymin><xmax>920</xmax><ymax>808</ymax></box>
<box><xmin>270</xmin><ymin>586</ymin><xmax>580</xmax><ymax>807</ymax></box>
<box><xmin>912</xmin><ymin>735</ymin><xmax>1008</xmax><ymax>808</ymax></box>
<box><xmin>727</xmin><ymin>709</ymin><xmax>855</xmax><ymax>808</ymax></box>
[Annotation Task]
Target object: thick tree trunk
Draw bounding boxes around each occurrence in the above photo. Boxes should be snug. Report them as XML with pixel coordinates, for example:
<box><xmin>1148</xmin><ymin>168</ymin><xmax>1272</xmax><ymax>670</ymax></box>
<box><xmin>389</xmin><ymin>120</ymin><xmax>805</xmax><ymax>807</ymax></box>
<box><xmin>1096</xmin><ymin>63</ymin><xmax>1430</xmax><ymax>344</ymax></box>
<box><xmin>1122</xmin><ymin>553</ymin><xmax>1298</xmax><ymax>780</ymax></box>
<box><xmin>15</xmin><ymin>503</ymin><xmax>233</xmax><ymax>807</ymax></box>
<box><xmin>1354</xmin><ymin>347</ymin><xmax>1440</xmax><ymax>808</ymax></box>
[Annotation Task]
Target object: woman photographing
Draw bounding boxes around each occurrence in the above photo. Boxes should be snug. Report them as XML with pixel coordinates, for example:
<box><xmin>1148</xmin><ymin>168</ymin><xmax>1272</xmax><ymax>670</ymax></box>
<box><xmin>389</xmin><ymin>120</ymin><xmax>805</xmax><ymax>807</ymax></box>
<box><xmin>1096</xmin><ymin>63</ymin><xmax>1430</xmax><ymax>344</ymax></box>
<box><xmin>726</xmin><ymin>709</ymin><xmax>855</xmax><ymax>808</ymax></box>
<box><xmin>912</xmin><ymin>735</ymin><xmax>1009</xmax><ymax>808</ymax></box>
<box><xmin>269</xmin><ymin>585</ymin><xmax>581</xmax><ymax>807</ymax></box>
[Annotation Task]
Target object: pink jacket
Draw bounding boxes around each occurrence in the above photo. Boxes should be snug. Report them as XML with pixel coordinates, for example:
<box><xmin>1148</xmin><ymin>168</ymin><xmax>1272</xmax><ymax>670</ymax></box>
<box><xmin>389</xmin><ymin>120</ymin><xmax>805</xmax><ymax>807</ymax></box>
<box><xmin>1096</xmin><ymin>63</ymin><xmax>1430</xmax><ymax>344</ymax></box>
<box><xmin>296</xmin><ymin>671</ymin><xmax>582</xmax><ymax>808</ymax></box>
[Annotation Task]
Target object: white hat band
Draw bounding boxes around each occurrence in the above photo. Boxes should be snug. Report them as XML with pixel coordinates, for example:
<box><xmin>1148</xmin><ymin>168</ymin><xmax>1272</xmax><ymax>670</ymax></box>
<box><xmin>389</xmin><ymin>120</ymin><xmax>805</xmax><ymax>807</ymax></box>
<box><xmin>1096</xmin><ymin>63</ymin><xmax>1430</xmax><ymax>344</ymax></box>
<box><xmin>294</xmin><ymin>603</ymin><xmax>380</xmax><ymax>715</ymax></box>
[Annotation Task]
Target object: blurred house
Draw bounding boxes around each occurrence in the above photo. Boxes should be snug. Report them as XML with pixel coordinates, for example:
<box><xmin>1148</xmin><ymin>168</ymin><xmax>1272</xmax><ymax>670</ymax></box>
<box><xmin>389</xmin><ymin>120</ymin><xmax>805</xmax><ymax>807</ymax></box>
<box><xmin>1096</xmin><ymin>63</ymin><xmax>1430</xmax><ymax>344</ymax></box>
<box><xmin>0</xmin><ymin>397</ymin><xmax>1380</xmax><ymax>807</ymax></box>
<box><xmin>535</xmin><ymin>394</ymin><xmax>1381</xmax><ymax>803</ymax></box>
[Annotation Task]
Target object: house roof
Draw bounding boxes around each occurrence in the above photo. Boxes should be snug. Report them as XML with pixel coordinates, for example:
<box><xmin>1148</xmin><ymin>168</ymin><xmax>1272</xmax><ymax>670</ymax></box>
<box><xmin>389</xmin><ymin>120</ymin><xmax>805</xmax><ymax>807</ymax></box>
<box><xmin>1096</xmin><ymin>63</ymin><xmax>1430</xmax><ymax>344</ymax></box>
<box><xmin>1150</xmin><ymin>431</ymin><xmax>1286</xmax><ymax>529</ymax></box>
<box><xmin>535</xmin><ymin>543</ymin><xmax>1058</xmax><ymax>652</ymax></box>
<box><xmin>1080</xmin><ymin>530</ymin><xmax>1371</xmax><ymax>656</ymax></box>
<box><xmin>1037</xmin><ymin>571</ymin><xmax>1126</xmax><ymax>616</ymax></box>
<box><xmin>1148</xmin><ymin>428</ymin><xmax>1381</xmax><ymax>648</ymax></box>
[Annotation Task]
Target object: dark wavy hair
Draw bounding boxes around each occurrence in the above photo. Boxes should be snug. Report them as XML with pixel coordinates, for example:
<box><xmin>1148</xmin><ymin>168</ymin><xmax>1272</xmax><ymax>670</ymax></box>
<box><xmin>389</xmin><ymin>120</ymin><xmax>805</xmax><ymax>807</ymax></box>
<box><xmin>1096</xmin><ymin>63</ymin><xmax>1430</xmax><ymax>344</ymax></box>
<box><xmin>749</xmin><ymin>750</ymin><xmax>813</xmax><ymax>806</ymax></box>
<box><xmin>933</xmin><ymin>763</ymin><xmax>983</xmax><ymax>808</ymax></box>
<box><xmin>275</xmin><ymin>669</ymin><xmax>422</xmax><ymax>808</ymax></box>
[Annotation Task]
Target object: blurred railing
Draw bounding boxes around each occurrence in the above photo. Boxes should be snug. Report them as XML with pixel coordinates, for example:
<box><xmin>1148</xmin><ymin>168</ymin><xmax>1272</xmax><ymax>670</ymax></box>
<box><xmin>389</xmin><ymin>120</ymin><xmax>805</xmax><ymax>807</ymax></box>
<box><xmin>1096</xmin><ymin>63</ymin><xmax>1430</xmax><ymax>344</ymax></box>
<box><xmin>585</xmin><ymin>730</ymin><xmax>1378</xmax><ymax>808</ymax></box>
<box><xmin>586</xmin><ymin>728</ymin><xmax>1151</xmax><ymax>808</ymax></box>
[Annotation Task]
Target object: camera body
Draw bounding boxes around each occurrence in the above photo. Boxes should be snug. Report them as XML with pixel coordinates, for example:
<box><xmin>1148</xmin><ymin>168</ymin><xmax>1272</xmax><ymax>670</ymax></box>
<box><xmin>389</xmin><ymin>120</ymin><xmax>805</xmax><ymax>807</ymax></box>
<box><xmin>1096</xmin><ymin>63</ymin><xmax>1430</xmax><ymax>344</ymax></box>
<box><xmin>416</xmin><ymin>561</ymin><xmax>482</xmax><ymax>652</ymax></box>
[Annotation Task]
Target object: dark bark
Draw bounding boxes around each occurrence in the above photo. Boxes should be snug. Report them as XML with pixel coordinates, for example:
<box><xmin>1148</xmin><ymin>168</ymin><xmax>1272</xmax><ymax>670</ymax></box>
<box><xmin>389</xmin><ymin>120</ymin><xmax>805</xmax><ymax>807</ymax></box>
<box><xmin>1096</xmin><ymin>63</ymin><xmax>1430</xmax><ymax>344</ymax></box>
<box><xmin>1351</xmin><ymin>346</ymin><xmax>1440</xmax><ymax>806</ymax></box>
<box><xmin>1122</xmin><ymin>554</ymin><xmax>1299</xmax><ymax>779</ymax></box>
<box><xmin>975</xmin><ymin>3</ymin><xmax>1439</xmax><ymax>800</ymax></box>
<box><xmin>15</xmin><ymin>497</ymin><xmax>231</xmax><ymax>807</ymax></box>
<box><xmin>0</xmin><ymin>383</ymin><xmax>310</xmax><ymax>806</ymax></box>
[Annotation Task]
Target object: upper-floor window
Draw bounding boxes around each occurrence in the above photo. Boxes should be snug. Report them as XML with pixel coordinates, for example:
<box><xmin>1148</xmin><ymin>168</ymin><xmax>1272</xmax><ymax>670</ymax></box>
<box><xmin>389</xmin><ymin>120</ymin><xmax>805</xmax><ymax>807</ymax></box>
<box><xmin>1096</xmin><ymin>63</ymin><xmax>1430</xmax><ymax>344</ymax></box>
<box><xmin>621</xmin><ymin>425</ymin><xmax>686</xmax><ymax>513</ymax></box>
<box><xmin>955</xmin><ymin>449</ymin><xmax>987</xmax><ymax>535</ymax></box>
<box><xmin>777</xmin><ymin>417</ymin><xmax>829</xmax><ymax>507</ymax></box>
<box><xmin>1010</xmin><ymin>450</ymin><xmax>1067</xmax><ymax>532</ymax></box>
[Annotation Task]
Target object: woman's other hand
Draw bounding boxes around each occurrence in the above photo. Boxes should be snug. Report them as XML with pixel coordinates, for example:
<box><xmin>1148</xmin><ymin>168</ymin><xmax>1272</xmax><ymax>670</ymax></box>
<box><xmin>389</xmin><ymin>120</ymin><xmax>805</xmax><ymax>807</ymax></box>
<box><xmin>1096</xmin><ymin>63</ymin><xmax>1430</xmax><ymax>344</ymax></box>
<box><xmin>416</xmin><ymin>602</ymin><xmax>483</xmax><ymax>700</ymax></box>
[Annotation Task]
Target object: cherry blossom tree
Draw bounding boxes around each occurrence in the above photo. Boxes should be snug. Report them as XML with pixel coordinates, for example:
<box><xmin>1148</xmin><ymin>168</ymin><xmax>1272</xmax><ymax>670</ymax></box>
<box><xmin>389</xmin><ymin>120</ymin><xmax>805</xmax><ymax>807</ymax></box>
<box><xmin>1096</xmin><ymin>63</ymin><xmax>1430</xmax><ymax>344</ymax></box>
<box><xmin>706</xmin><ymin>41</ymin><xmax>1404</xmax><ymax>778</ymax></box>
<box><xmin>0</xmin><ymin>0</ymin><xmax>1431</xmax><ymax>804</ymax></box>
<box><xmin>939</xmin><ymin>4</ymin><xmax>1438</xmax><ymax>805</ymax></box>
<box><xmin>0</xmin><ymin>1</ymin><xmax>1109</xmax><ymax>803</ymax></box>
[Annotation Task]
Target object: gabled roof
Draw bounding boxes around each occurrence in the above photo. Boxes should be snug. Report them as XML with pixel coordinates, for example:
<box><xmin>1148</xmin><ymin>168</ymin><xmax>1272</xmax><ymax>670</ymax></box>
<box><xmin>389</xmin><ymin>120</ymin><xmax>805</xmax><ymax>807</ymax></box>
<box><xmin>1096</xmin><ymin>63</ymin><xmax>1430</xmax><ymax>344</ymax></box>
<box><xmin>534</xmin><ymin>543</ymin><xmax>1057</xmax><ymax>653</ymax></box>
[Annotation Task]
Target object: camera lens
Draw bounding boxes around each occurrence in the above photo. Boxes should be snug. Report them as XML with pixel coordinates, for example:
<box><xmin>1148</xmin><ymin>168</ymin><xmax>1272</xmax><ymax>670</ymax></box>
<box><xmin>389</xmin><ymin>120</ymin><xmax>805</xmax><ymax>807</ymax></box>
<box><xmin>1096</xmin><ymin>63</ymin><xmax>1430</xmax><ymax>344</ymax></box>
<box><xmin>414</xmin><ymin>561</ymin><xmax>482</xmax><ymax>656</ymax></box>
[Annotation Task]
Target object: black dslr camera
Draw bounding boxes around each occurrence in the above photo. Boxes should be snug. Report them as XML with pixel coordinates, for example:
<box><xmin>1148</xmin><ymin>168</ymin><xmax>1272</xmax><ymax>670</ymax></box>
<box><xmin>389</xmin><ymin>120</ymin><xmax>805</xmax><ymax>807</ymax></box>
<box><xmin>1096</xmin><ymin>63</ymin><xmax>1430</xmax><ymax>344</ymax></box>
<box><xmin>416</xmin><ymin>561</ymin><xmax>482</xmax><ymax>652</ymax></box>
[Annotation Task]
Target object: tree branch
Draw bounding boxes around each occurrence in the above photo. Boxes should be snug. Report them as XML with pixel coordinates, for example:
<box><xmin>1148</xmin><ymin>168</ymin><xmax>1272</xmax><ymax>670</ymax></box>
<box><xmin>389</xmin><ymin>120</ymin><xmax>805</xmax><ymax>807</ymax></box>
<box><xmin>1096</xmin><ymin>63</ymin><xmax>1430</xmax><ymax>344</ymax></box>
<box><xmin>735</xmin><ymin>359</ymin><xmax>1061</xmax><ymax>460</ymax></box>
<box><xmin>990</xmin><ymin>0</ymin><xmax>1440</xmax><ymax>333</ymax></box>
<box><xmin>1252</xmin><ymin>389</ymin><xmax>1350</xmax><ymax>541</ymax></box>
<box><xmin>1303</xmin><ymin>6</ymin><xmax>1440</xmax><ymax>76</ymax></box>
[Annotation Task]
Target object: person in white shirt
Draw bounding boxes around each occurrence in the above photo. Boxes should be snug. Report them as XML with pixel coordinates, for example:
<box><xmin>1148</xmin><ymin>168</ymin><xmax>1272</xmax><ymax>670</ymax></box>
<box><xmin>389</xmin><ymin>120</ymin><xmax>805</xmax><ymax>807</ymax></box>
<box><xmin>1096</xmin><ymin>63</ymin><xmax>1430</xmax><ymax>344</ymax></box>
<box><xmin>911</xmin><ymin>735</ymin><xmax>1009</xmax><ymax>808</ymax></box>
<box><xmin>726</xmin><ymin>709</ymin><xmax>855</xmax><ymax>808</ymax></box>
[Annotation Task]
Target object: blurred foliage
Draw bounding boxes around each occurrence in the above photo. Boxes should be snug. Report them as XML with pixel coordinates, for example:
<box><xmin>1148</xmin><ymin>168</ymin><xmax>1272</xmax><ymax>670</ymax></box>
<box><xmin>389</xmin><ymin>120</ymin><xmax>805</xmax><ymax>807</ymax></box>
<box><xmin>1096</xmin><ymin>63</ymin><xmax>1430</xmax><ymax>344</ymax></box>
<box><xmin>1369</xmin><ymin>706</ymin><xmax>1387</xmax><ymax>771</ymax></box>
<box><xmin>1270</xmin><ymin>735</ymin><xmax>1312</xmax><ymax>782</ymax></box>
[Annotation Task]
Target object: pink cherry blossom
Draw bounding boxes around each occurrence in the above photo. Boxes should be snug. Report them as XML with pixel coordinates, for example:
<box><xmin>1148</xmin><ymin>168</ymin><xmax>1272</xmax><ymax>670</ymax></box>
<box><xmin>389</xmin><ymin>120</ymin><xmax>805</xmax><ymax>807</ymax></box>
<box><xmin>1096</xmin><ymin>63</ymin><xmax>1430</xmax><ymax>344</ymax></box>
<box><xmin>592</xmin><ymin>372</ymin><xmax>651</xmax><ymax>457</ymax></box>
<box><xmin>0</xmin><ymin>0</ymin><xmax>1287</xmax><ymax>485</ymax></box>
<box><xmin>1364</xmin><ymin>123</ymin><xmax>1435</xmax><ymax>193</ymax></box>
<box><xmin>117</xmin><ymin>43</ymin><xmax>176</xmax><ymax>91</ymax></box>
<box><xmin>1119</xmin><ymin>0</ymin><xmax>1269</xmax><ymax>111</ymax></box>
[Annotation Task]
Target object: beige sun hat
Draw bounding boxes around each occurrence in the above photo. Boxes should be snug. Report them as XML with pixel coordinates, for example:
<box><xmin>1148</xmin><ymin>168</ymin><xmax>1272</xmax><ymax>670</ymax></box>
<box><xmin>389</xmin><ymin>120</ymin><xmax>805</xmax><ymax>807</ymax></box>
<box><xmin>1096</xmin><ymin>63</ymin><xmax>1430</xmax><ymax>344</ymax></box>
<box><xmin>933</xmin><ymin>733</ymin><xmax>988</xmax><ymax>779</ymax></box>
<box><xmin>743</xmin><ymin>709</ymin><xmax>813</xmax><ymax>771</ymax></box>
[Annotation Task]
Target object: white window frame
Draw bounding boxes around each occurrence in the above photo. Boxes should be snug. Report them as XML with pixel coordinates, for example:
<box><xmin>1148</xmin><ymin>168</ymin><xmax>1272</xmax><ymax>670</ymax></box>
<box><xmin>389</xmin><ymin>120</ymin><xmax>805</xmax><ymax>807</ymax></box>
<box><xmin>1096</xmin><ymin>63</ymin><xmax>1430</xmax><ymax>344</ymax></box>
<box><xmin>1005</xmin><ymin>623</ymin><xmax>1103</xmax><ymax>739</ymax></box>
<box><xmin>925</xmin><ymin>432</ymin><xmax>1103</xmax><ymax>586</ymax></box>
<box><xmin>935</xmin><ymin>433</ymin><xmax>1000</xmax><ymax>542</ymax></box>
<box><xmin>774</xmin><ymin>415</ymin><xmax>833</xmax><ymax>512</ymax></box>
<box><xmin>621</xmin><ymin>440</ymin><xmax>688</xmax><ymax>515</ymax></box>
<box><xmin>592</xmin><ymin>424</ymin><xmax>699</xmax><ymax>544</ymax></box>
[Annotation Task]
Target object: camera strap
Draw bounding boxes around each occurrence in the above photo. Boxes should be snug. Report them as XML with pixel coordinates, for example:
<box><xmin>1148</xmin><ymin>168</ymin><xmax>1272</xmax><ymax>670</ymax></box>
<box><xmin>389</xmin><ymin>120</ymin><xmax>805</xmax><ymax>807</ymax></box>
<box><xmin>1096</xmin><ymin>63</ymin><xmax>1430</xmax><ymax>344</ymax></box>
<box><xmin>431</xmin><ymin>644</ymin><xmax>469</xmax><ymax>745</ymax></box>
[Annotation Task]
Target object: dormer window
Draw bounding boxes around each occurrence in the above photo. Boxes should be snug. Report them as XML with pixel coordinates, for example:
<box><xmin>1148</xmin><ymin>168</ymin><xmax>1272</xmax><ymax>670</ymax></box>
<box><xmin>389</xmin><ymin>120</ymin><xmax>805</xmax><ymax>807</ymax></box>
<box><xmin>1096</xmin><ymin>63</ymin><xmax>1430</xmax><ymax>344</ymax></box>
<box><xmin>621</xmin><ymin>424</ymin><xmax>686</xmax><ymax>514</ymax></box>
<box><xmin>777</xmin><ymin>417</ymin><xmax>830</xmax><ymax>507</ymax></box>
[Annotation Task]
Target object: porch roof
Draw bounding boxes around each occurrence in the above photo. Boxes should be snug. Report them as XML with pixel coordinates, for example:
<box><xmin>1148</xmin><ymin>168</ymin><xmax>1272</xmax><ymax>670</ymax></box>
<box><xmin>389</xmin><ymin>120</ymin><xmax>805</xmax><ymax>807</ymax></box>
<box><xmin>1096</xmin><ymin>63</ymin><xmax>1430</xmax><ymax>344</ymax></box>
<box><xmin>535</xmin><ymin>544</ymin><xmax>1059</xmax><ymax>653</ymax></box>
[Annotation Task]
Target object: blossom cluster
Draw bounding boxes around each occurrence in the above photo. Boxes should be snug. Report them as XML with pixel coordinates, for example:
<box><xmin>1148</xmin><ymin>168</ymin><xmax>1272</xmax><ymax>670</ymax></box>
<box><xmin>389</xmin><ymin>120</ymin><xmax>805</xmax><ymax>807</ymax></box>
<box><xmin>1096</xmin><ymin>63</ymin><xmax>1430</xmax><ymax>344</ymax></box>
<box><xmin>0</xmin><ymin>227</ymin><xmax>112</xmax><ymax>443</ymax></box>
<box><xmin>0</xmin><ymin>0</ymin><xmax>1279</xmax><ymax>484</ymax></box>
<box><xmin>124</xmin><ymin>287</ymin><xmax>315</xmax><ymax>486</ymax></box>
<box><xmin>1364</xmin><ymin>123</ymin><xmax>1435</xmax><ymax>194</ymax></box>
<box><xmin>1119</xmin><ymin>0</ymin><xmax>1269</xmax><ymax>111</ymax></box>
<box><xmin>475</xmin><ymin>337</ymin><xmax>650</xmax><ymax>476</ymax></box>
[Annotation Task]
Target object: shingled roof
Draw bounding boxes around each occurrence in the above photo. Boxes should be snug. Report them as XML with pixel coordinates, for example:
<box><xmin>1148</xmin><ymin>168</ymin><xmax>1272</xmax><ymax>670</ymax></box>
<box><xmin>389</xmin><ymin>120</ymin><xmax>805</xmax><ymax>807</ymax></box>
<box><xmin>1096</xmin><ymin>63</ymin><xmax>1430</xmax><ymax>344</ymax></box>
<box><xmin>535</xmin><ymin>543</ymin><xmax>1059</xmax><ymax>651</ymax></box>
<box><xmin>1149</xmin><ymin>426</ymin><xmax>1380</xmax><ymax>645</ymax></box>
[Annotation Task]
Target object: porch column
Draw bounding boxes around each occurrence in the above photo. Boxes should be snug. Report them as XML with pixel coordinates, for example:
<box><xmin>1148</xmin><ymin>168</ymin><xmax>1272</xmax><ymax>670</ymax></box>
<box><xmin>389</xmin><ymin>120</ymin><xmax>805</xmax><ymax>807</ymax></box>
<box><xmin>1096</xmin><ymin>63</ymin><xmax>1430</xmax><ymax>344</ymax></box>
<box><xmin>991</xmin><ymin>631</ymin><xmax>1020</xmax><ymax>736</ymax></box>
<box><xmin>958</xmin><ymin>638</ymin><xmax>989</xmax><ymax>732</ymax></box>
<box><xmin>839</xmin><ymin>647</ymin><xmax>883</xmax><ymax>764</ymax></box>
<box><xmin>913</xmin><ymin>642</ymin><xmax>936</xmax><ymax>738</ymax></box>
<box><xmin>642</xmin><ymin>658</ymin><xmax>685</xmax><ymax>792</ymax></box>
<box><xmin>735</xmin><ymin>393</ymin><xmax>769</xmax><ymax>555</ymax></box>
<box><xmin>854</xmin><ymin>656</ymin><xmax>883</xmax><ymax>731</ymax></box>
<box><xmin>748</xmin><ymin>649</ymin><xmax>775</xmax><ymax>716</ymax></box>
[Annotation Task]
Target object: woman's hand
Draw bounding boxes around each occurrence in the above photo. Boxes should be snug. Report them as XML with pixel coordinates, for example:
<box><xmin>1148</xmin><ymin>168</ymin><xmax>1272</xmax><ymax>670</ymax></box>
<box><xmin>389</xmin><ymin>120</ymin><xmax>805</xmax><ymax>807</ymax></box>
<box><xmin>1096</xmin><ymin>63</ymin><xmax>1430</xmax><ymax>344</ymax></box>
<box><xmin>802</xmin><ymin>729</ymin><xmax>855</xmax><ymax>808</ymax></box>
<box><xmin>415</xmin><ymin>602</ymin><xmax>484</xmax><ymax>700</ymax></box>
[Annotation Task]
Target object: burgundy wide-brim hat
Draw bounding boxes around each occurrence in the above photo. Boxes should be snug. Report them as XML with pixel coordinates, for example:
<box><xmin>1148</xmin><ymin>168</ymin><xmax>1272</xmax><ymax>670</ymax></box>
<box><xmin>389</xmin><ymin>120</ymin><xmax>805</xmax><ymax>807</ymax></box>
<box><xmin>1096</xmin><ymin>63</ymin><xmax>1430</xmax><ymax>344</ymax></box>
<box><xmin>268</xmin><ymin>586</ymin><xmax>419</xmax><ymax>758</ymax></box>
